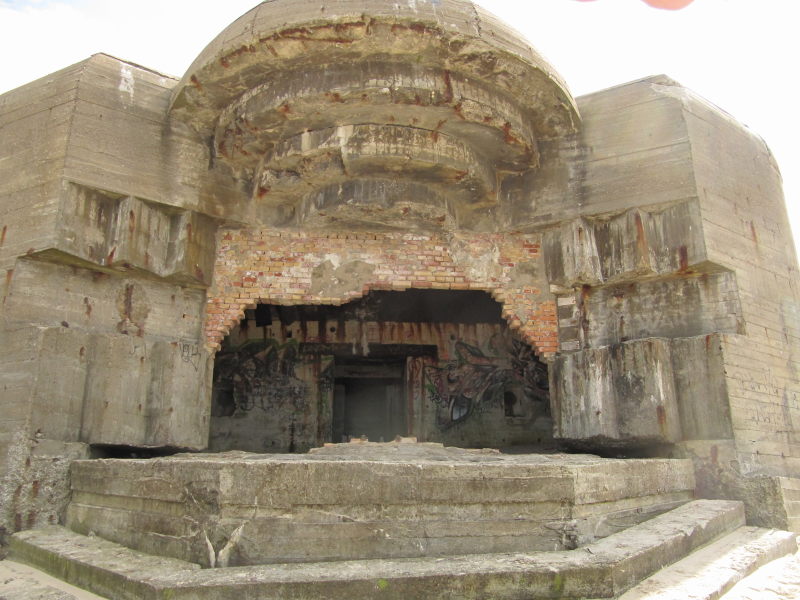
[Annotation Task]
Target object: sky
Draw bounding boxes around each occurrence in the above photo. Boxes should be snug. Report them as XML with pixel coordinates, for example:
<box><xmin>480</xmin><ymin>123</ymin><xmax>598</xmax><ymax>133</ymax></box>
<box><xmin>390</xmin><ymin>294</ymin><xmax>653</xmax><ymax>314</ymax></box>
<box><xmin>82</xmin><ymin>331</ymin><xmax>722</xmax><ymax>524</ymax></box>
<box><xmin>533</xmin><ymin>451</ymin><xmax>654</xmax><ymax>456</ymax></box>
<box><xmin>0</xmin><ymin>0</ymin><xmax>798</xmax><ymax>253</ymax></box>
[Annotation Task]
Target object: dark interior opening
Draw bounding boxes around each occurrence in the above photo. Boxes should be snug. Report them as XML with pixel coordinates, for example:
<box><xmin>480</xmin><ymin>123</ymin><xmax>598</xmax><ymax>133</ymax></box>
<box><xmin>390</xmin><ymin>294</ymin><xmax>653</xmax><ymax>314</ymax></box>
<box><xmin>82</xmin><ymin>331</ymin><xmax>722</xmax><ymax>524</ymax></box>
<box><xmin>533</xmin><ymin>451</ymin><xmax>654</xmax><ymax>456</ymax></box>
<box><xmin>210</xmin><ymin>289</ymin><xmax>551</xmax><ymax>453</ymax></box>
<box><xmin>332</xmin><ymin>356</ymin><xmax>407</xmax><ymax>442</ymax></box>
<box><xmin>253</xmin><ymin>290</ymin><xmax>506</xmax><ymax>327</ymax></box>
<box><xmin>89</xmin><ymin>445</ymin><xmax>187</xmax><ymax>459</ymax></box>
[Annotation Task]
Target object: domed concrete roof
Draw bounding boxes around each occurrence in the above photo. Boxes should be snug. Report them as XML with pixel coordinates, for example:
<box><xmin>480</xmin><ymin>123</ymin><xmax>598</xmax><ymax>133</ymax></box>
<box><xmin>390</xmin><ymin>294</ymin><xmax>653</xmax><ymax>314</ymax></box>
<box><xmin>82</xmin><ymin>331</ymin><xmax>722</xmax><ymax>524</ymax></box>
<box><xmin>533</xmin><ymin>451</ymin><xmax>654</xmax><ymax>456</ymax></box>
<box><xmin>170</xmin><ymin>0</ymin><xmax>581</xmax><ymax>231</ymax></box>
<box><xmin>172</xmin><ymin>0</ymin><xmax>577</xmax><ymax>132</ymax></box>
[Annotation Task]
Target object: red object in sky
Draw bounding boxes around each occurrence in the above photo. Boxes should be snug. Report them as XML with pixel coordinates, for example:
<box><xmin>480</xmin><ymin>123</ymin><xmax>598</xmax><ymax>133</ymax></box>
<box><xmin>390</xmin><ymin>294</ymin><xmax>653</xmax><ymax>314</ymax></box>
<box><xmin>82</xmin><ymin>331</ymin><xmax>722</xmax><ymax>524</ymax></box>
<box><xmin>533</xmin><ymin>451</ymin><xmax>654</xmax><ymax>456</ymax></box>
<box><xmin>576</xmin><ymin>0</ymin><xmax>694</xmax><ymax>8</ymax></box>
<box><xmin>642</xmin><ymin>0</ymin><xmax>694</xmax><ymax>8</ymax></box>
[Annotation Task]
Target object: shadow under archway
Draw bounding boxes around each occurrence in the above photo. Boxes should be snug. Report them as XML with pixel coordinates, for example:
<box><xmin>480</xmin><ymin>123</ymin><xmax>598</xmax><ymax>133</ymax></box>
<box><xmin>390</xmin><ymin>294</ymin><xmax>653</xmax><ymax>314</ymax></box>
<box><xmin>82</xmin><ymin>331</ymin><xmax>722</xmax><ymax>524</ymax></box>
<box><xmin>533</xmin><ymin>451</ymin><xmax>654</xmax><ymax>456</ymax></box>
<box><xmin>210</xmin><ymin>290</ymin><xmax>551</xmax><ymax>453</ymax></box>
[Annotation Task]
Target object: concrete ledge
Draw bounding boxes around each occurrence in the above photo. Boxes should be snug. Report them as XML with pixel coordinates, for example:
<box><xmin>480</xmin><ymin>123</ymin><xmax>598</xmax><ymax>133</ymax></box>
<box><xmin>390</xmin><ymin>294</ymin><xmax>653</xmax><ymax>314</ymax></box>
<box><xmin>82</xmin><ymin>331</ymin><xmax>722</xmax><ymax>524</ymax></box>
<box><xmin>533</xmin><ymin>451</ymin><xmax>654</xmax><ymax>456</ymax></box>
<box><xmin>65</xmin><ymin>451</ymin><xmax>696</xmax><ymax>566</ymax></box>
<box><xmin>617</xmin><ymin>526</ymin><xmax>797</xmax><ymax>599</ymax></box>
<box><xmin>9</xmin><ymin>527</ymin><xmax>198</xmax><ymax>600</ymax></box>
<box><xmin>0</xmin><ymin>559</ymin><xmax>108</xmax><ymax>600</ymax></box>
<box><xmin>722</xmin><ymin>541</ymin><xmax>800</xmax><ymax>600</ymax></box>
<box><xmin>11</xmin><ymin>500</ymin><xmax>746</xmax><ymax>599</ymax></box>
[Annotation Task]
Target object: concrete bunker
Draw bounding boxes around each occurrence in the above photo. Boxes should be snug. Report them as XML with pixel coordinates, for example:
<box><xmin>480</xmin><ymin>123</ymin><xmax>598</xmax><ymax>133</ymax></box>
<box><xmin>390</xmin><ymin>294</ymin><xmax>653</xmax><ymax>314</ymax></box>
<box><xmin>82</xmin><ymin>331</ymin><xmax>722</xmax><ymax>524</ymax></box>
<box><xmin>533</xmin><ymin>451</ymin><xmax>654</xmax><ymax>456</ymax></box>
<box><xmin>4</xmin><ymin>3</ymin><xmax>800</xmax><ymax>588</ymax></box>
<box><xmin>210</xmin><ymin>290</ymin><xmax>551</xmax><ymax>453</ymax></box>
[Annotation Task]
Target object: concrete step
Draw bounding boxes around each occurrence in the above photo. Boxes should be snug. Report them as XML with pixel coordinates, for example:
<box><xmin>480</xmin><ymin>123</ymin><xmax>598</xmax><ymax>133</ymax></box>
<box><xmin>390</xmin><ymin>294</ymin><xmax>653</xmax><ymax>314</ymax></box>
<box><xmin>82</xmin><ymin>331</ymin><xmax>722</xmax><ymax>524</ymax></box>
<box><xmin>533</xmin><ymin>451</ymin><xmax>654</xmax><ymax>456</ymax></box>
<box><xmin>9</xmin><ymin>500</ymin><xmax>744</xmax><ymax>600</ymax></box>
<box><xmin>0</xmin><ymin>559</ymin><xmax>108</xmax><ymax>599</ymax></box>
<box><xmin>787</xmin><ymin>516</ymin><xmax>800</xmax><ymax>533</ymax></box>
<box><xmin>784</xmin><ymin>502</ymin><xmax>800</xmax><ymax>523</ymax></box>
<box><xmin>780</xmin><ymin>488</ymin><xmax>800</xmax><ymax>502</ymax></box>
<box><xmin>778</xmin><ymin>476</ymin><xmax>800</xmax><ymax>492</ymax></box>
<box><xmin>721</xmin><ymin>541</ymin><xmax>800</xmax><ymax>600</ymax></box>
<box><xmin>614</xmin><ymin>526</ymin><xmax>797</xmax><ymax>600</ymax></box>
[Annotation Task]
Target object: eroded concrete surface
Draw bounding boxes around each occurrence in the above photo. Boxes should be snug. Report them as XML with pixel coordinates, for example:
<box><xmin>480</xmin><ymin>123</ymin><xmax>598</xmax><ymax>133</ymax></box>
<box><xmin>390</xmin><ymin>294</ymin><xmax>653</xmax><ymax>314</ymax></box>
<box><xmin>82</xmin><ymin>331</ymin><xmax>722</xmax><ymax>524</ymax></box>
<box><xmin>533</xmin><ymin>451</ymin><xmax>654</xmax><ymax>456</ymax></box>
<box><xmin>0</xmin><ymin>560</ymin><xmax>107</xmax><ymax>600</ymax></box>
<box><xmin>2</xmin><ymin>1</ymin><xmax>800</xmax><ymax>597</ymax></box>
<box><xmin>722</xmin><ymin>544</ymin><xmax>800</xmax><ymax>600</ymax></box>
<box><xmin>65</xmin><ymin>444</ymin><xmax>695</xmax><ymax>567</ymax></box>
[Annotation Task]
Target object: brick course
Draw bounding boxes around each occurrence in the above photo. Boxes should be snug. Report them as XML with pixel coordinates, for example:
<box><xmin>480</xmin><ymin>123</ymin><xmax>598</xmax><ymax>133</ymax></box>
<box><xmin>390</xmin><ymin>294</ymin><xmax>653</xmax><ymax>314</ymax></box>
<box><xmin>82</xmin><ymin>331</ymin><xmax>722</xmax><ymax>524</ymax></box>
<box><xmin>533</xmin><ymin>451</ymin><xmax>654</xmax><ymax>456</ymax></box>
<box><xmin>206</xmin><ymin>229</ymin><xmax>558</xmax><ymax>357</ymax></box>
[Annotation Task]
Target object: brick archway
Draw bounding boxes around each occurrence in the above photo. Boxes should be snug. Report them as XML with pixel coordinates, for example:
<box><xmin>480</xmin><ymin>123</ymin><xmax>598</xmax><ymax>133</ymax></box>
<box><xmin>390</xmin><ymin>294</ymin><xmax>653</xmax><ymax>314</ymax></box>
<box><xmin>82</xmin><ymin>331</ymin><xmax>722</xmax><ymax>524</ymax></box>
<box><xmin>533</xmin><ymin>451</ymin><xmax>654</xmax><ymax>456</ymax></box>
<box><xmin>205</xmin><ymin>229</ymin><xmax>558</xmax><ymax>358</ymax></box>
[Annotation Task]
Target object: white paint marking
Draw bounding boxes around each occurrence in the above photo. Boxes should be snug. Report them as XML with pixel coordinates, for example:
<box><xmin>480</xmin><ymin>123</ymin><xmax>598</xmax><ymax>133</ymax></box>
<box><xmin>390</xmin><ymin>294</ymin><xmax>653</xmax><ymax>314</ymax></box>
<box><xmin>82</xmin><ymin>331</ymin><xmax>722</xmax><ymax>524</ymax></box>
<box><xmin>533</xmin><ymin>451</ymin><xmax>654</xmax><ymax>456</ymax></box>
<box><xmin>119</xmin><ymin>65</ymin><xmax>135</xmax><ymax>103</ymax></box>
<box><xmin>324</xmin><ymin>254</ymin><xmax>342</xmax><ymax>269</ymax></box>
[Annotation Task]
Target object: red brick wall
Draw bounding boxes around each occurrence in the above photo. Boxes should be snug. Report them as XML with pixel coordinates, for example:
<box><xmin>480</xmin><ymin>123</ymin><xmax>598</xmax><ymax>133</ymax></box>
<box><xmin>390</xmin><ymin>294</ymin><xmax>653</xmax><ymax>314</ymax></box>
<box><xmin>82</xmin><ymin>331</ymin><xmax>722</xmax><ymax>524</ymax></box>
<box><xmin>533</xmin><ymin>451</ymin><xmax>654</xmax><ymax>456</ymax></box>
<box><xmin>206</xmin><ymin>229</ymin><xmax>558</xmax><ymax>357</ymax></box>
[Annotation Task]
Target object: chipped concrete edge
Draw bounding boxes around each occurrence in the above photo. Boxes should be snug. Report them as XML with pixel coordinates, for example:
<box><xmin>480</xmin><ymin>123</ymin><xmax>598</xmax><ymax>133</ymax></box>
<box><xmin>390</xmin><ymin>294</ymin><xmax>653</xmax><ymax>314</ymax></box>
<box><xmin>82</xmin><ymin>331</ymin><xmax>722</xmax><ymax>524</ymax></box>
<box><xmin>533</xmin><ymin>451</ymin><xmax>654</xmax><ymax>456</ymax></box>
<box><xmin>8</xmin><ymin>500</ymin><xmax>750</xmax><ymax>599</ymax></box>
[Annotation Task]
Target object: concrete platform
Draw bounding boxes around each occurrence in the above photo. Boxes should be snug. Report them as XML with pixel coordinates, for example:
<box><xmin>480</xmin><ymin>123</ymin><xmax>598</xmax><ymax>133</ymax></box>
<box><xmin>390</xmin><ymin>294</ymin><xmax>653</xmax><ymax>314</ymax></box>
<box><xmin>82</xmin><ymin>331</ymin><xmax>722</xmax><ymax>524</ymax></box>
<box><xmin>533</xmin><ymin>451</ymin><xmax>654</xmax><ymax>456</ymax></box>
<box><xmin>722</xmin><ymin>540</ymin><xmax>800</xmax><ymax>600</ymax></box>
<box><xmin>0</xmin><ymin>560</ymin><xmax>107</xmax><ymax>600</ymax></box>
<box><xmin>65</xmin><ymin>443</ymin><xmax>695</xmax><ymax>567</ymax></box>
<box><xmin>618</xmin><ymin>526</ymin><xmax>798</xmax><ymax>599</ymax></box>
<box><xmin>9</xmin><ymin>500</ymin><xmax>752</xmax><ymax>600</ymax></box>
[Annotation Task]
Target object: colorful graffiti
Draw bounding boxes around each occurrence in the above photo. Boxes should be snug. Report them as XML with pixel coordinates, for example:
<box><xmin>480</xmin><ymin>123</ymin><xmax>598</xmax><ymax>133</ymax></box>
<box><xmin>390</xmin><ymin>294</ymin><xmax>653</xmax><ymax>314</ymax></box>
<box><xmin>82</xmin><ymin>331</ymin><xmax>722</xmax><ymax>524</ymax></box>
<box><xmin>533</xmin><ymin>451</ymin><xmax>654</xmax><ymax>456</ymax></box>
<box><xmin>424</xmin><ymin>335</ymin><xmax>548</xmax><ymax>430</ymax></box>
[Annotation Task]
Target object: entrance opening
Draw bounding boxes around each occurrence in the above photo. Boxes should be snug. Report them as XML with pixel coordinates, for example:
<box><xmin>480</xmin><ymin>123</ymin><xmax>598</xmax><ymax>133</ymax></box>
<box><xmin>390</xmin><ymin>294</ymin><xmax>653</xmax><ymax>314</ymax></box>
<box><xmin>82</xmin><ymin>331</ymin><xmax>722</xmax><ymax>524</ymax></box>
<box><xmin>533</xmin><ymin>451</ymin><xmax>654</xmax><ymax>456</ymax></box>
<box><xmin>210</xmin><ymin>290</ymin><xmax>550</xmax><ymax>453</ymax></box>
<box><xmin>333</xmin><ymin>357</ymin><xmax>406</xmax><ymax>443</ymax></box>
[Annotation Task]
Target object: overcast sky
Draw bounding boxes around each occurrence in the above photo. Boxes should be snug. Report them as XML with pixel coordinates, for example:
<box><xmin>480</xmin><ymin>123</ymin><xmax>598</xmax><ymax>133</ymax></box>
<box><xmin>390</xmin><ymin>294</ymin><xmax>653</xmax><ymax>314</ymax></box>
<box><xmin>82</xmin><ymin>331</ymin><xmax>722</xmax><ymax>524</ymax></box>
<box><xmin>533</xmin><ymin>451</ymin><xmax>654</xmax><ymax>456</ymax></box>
<box><xmin>1</xmin><ymin>0</ymin><xmax>798</xmax><ymax>252</ymax></box>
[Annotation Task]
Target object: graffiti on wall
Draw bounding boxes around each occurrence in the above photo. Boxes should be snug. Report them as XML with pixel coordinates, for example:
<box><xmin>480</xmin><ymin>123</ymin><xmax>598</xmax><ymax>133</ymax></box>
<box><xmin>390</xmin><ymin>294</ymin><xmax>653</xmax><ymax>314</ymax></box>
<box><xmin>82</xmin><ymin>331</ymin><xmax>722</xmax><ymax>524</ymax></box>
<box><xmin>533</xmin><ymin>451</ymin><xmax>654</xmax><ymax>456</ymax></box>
<box><xmin>211</xmin><ymin>339</ymin><xmax>308</xmax><ymax>416</ymax></box>
<box><xmin>180</xmin><ymin>342</ymin><xmax>202</xmax><ymax>371</ymax></box>
<box><xmin>424</xmin><ymin>335</ymin><xmax>548</xmax><ymax>430</ymax></box>
<box><xmin>211</xmin><ymin>338</ymin><xmax>335</xmax><ymax>452</ymax></box>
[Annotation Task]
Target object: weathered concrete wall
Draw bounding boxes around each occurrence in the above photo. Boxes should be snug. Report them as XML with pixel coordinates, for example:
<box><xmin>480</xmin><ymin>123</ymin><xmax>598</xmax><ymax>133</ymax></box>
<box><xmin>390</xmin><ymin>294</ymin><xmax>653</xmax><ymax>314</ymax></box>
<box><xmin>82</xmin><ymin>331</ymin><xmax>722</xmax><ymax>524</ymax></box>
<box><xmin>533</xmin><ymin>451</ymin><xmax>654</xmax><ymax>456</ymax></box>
<box><xmin>540</xmin><ymin>76</ymin><xmax>800</xmax><ymax>528</ymax></box>
<box><xmin>0</xmin><ymin>63</ymin><xmax>78</xmax><ymax>277</ymax></box>
<box><xmin>0</xmin><ymin>55</ymin><xmax>221</xmax><ymax>542</ymax></box>
<box><xmin>0</xmin><ymin>326</ymin><xmax>92</xmax><ymax>543</ymax></box>
<box><xmin>0</xmin><ymin>65</ymin><xmax>81</xmax><ymax>540</ymax></box>
<box><xmin>541</xmin><ymin>80</ymin><xmax>740</xmax><ymax>451</ymax></box>
<box><xmin>0</xmin><ymin>54</ymin><xmax>235</xmax><ymax>277</ymax></box>
<box><xmin>577</xmin><ymin>271</ymin><xmax>742</xmax><ymax>348</ymax></box>
<box><xmin>551</xmin><ymin>338</ymin><xmax>681</xmax><ymax>448</ymax></box>
<box><xmin>505</xmin><ymin>75</ymin><xmax>698</xmax><ymax>232</ymax></box>
<box><xmin>682</xmin><ymin>89</ymin><xmax>800</xmax><ymax>479</ymax></box>
<box><xmin>58</xmin><ymin>54</ymin><xmax>244</xmax><ymax>223</ymax></box>
<box><xmin>576</xmin><ymin>76</ymin><xmax>697</xmax><ymax>218</ymax></box>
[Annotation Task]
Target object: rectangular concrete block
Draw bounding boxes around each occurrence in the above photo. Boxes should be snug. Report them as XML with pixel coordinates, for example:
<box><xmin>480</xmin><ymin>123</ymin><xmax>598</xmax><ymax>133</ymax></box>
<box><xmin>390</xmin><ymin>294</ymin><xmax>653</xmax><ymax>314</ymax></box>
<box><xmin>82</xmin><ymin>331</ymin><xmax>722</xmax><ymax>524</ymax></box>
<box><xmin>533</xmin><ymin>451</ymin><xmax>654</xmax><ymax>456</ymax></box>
<box><xmin>551</xmin><ymin>347</ymin><xmax>619</xmax><ymax>442</ymax></box>
<box><xmin>582</xmin><ymin>270</ymin><xmax>743</xmax><ymax>348</ymax></box>
<box><xmin>3</xmin><ymin>259</ymin><xmax>205</xmax><ymax>342</ymax></box>
<box><xmin>594</xmin><ymin>209</ymin><xmax>654</xmax><ymax>282</ymax></box>
<box><xmin>112</xmin><ymin>196</ymin><xmax>175</xmax><ymax>274</ymax></box>
<box><xmin>81</xmin><ymin>335</ymin><xmax>150</xmax><ymax>445</ymax></box>
<box><xmin>30</xmin><ymin>328</ymin><xmax>89</xmax><ymax>442</ymax></box>
<box><xmin>147</xmin><ymin>341</ymin><xmax>211</xmax><ymax>449</ymax></box>
<box><xmin>547</xmin><ymin>202</ymin><xmax>707</xmax><ymax>290</ymax></box>
<box><xmin>81</xmin><ymin>335</ymin><xmax>210</xmax><ymax>449</ymax></box>
<box><xmin>164</xmin><ymin>210</ymin><xmax>217</xmax><ymax>286</ymax></box>
<box><xmin>65</xmin><ymin>452</ymin><xmax>695</xmax><ymax>567</ymax></box>
<box><xmin>643</xmin><ymin>201</ymin><xmax>706</xmax><ymax>275</ymax></box>
<box><xmin>56</xmin><ymin>182</ymin><xmax>123</xmax><ymax>266</ymax></box>
<box><xmin>543</xmin><ymin>218</ymin><xmax>602</xmax><ymax>288</ymax></box>
<box><xmin>0</xmin><ymin>326</ymin><xmax>44</xmax><ymax>447</ymax></box>
<box><xmin>612</xmin><ymin>339</ymin><xmax>681</xmax><ymax>443</ymax></box>
<box><xmin>553</xmin><ymin>339</ymin><xmax>682</xmax><ymax>447</ymax></box>
<box><xmin>50</xmin><ymin>183</ymin><xmax>217</xmax><ymax>285</ymax></box>
<box><xmin>671</xmin><ymin>334</ymin><xmax>733</xmax><ymax>440</ymax></box>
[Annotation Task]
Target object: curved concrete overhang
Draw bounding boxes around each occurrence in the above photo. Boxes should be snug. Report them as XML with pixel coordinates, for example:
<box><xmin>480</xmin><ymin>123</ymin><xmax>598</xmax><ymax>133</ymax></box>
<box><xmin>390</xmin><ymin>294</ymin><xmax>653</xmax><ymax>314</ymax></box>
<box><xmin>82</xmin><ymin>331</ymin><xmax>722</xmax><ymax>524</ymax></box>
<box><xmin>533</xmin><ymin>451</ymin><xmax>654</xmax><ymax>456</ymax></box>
<box><xmin>170</xmin><ymin>0</ymin><xmax>581</xmax><ymax>231</ymax></box>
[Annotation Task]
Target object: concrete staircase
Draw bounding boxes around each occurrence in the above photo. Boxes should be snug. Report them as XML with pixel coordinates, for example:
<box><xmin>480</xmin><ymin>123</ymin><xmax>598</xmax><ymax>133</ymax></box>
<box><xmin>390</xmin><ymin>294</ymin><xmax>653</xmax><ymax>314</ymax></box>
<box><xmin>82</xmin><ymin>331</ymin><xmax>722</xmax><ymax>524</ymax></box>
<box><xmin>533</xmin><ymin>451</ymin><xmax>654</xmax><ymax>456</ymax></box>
<box><xmin>618</xmin><ymin>525</ymin><xmax>798</xmax><ymax>599</ymax></box>
<box><xmin>778</xmin><ymin>476</ymin><xmax>800</xmax><ymax>533</ymax></box>
<box><xmin>7</xmin><ymin>499</ymin><xmax>797</xmax><ymax>600</ymax></box>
